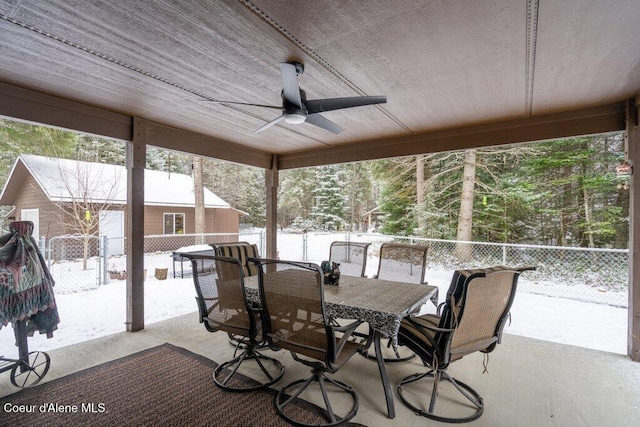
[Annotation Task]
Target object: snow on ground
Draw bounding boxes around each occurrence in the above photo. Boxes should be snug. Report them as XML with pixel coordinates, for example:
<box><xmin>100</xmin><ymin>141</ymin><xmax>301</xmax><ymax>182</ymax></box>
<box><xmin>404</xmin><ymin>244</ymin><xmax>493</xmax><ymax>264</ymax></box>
<box><xmin>0</xmin><ymin>232</ymin><xmax>628</xmax><ymax>358</ymax></box>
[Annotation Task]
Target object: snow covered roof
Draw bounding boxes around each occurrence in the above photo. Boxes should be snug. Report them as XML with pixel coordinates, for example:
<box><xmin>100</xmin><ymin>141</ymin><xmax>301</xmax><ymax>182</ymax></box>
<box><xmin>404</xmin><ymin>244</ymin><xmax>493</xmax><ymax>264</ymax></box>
<box><xmin>4</xmin><ymin>154</ymin><xmax>232</xmax><ymax>209</ymax></box>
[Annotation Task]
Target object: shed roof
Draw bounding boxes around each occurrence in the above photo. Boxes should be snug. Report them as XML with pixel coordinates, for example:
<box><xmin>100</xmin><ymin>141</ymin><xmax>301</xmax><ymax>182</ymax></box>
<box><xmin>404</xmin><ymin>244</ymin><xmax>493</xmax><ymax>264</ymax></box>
<box><xmin>0</xmin><ymin>154</ymin><xmax>233</xmax><ymax>209</ymax></box>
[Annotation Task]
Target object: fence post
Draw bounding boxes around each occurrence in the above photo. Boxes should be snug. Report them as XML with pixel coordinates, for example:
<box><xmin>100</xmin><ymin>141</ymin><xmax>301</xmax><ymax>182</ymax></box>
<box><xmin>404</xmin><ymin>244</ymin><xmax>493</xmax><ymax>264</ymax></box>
<box><xmin>102</xmin><ymin>236</ymin><xmax>109</xmax><ymax>285</ymax></box>
<box><xmin>38</xmin><ymin>236</ymin><xmax>46</xmax><ymax>257</ymax></box>
<box><xmin>503</xmin><ymin>244</ymin><xmax>507</xmax><ymax>264</ymax></box>
<box><xmin>302</xmin><ymin>231</ymin><xmax>308</xmax><ymax>261</ymax></box>
<box><xmin>46</xmin><ymin>237</ymin><xmax>52</xmax><ymax>270</ymax></box>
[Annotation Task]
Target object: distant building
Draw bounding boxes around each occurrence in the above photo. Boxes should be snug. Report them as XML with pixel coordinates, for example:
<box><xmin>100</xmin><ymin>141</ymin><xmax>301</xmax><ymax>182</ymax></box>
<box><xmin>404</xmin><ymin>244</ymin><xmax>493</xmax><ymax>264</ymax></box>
<box><xmin>0</xmin><ymin>154</ymin><xmax>242</xmax><ymax>253</ymax></box>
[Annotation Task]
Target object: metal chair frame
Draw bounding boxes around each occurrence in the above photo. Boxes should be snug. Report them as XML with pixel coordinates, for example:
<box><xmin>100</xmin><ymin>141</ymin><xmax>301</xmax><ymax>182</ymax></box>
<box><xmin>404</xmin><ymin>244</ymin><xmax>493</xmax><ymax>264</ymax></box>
<box><xmin>396</xmin><ymin>266</ymin><xmax>535</xmax><ymax>423</ymax></box>
<box><xmin>252</xmin><ymin>258</ymin><xmax>366</xmax><ymax>427</ymax></box>
<box><xmin>368</xmin><ymin>242</ymin><xmax>434</xmax><ymax>363</ymax></box>
<box><xmin>328</xmin><ymin>241</ymin><xmax>371</xmax><ymax>278</ymax></box>
<box><xmin>182</xmin><ymin>253</ymin><xmax>284</xmax><ymax>392</ymax></box>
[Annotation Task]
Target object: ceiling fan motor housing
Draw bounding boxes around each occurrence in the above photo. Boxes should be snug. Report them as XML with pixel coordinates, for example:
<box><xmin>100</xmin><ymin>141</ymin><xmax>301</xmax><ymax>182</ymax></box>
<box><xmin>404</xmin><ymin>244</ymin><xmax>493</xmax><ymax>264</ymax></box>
<box><xmin>289</xmin><ymin>61</ymin><xmax>304</xmax><ymax>76</ymax></box>
<box><xmin>282</xmin><ymin>88</ymin><xmax>308</xmax><ymax>123</ymax></box>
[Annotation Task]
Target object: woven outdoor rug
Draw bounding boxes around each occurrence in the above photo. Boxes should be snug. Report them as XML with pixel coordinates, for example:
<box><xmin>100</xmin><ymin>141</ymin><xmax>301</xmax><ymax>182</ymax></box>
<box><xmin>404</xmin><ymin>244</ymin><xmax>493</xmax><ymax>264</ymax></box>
<box><xmin>0</xmin><ymin>343</ymin><xmax>367</xmax><ymax>426</ymax></box>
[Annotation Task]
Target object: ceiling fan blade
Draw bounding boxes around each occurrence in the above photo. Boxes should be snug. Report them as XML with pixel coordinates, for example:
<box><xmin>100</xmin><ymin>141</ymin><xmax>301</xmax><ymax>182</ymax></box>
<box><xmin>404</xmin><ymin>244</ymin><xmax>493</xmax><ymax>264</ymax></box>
<box><xmin>254</xmin><ymin>115</ymin><xmax>285</xmax><ymax>134</ymax></box>
<box><xmin>306</xmin><ymin>96</ymin><xmax>387</xmax><ymax>114</ymax></box>
<box><xmin>306</xmin><ymin>113</ymin><xmax>343</xmax><ymax>134</ymax></box>
<box><xmin>279</xmin><ymin>62</ymin><xmax>302</xmax><ymax>108</ymax></box>
<box><xmin>199</xmin><ymin>99</ymin><xmax>281</xmax><ymax>109</ymax></box>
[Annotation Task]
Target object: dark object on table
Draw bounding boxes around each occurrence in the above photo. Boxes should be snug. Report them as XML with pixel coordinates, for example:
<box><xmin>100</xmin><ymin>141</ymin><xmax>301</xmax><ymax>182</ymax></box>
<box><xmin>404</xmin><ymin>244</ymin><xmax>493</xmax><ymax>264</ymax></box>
<box><xmin>321</xmin><ymin>260</ymin><xmax>340</xmax><ymax>285</ymax></box>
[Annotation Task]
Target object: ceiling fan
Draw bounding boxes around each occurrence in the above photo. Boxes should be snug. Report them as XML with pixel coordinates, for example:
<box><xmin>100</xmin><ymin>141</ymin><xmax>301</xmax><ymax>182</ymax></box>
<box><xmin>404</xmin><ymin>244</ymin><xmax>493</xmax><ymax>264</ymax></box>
<box><xmin>201</xmin><ymin>61</ymin><xmax>386</xmax><ymax>134</ymax></box>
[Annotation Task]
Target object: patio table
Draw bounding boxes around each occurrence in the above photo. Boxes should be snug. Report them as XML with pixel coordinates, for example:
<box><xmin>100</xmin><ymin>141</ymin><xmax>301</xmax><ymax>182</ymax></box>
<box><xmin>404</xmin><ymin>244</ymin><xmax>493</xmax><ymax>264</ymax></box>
<box><xmin>246</xmin><ymin>272</ymin><xmax>436</xmax><ymax>419</ymax></box>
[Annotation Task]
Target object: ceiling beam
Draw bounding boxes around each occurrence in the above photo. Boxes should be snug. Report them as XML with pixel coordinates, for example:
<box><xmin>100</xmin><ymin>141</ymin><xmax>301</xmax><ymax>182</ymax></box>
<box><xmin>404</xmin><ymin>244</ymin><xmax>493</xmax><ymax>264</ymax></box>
<box><xmin>145</xmin><ymin>121</ymin><xmax>273</xmax><ymax>169</ymax></box>
<box><xmin>278</xmin><ymin>103</ymin><xmax>627</xmax><ymax>169</ymax></box>
<box><xmin>0</xmin><ymin>82</ymin><xmax>132</xmax><ymax>141</ymax></box>
<box><xmin>0</xmin><ymin>81</ymin><xmax>273</xmax><ymax>169</ymax></box>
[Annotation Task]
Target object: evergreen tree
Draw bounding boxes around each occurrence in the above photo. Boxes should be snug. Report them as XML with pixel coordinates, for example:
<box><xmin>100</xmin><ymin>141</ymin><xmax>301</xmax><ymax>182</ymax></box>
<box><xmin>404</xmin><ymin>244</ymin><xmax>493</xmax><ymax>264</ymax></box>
<box><xmin>372</xmin><ymin>158</ymin><xmax>417</xmax><ymax>235</ymax></box>
<box><xmin>0</xmin><ymin>119</ymin><xmax>76</xmax><ymax>185</ymax></box>
<box><xmin>145</xmin><ymin>147</ymin><xmax>191</xmax><ymax>175</ymax></box>
<box><xmin>279</xmin><ymin>167</ymin><xmax>317</xmax><ymax>229</ymax></box>
<box><xmin>311</xmin><ymin>165</ymin><xmax>347</xmax><ymax>231</ymax></box>
<box><xmin>75</xmin><ymin>135</ymin><xmax>126</xmax><ymax>164</ymax></box>
<box><xmin>520</xmin><ymin>135</ymin><xmax>624</xmax><ymax>247</ymax></box>
<box><xmin>203</xmin><ymin>159</ymin><xmax>265</xmax><ymax>227</ymax></box>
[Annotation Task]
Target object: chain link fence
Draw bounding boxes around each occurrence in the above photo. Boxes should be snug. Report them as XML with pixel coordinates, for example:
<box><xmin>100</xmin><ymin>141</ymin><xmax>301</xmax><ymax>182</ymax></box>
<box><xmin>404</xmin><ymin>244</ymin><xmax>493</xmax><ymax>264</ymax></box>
<box><xmin>46</xmin><ymin>235</ymin><xmax>103</xmax><ymax>294</ymax></box>
<box><xmin>284</xmin><ymin>231</ymin><xmax>629</xmax><ymax>308</ymax></box>
<box><xmin>40</xmin><ymin>232</ymin><xmax>264</xmax><ymax>294</ymax></box>
<box><xmin>39</xmin><ymin>230</ymin><xmax>628</xmax><ymax>307</ymax></box>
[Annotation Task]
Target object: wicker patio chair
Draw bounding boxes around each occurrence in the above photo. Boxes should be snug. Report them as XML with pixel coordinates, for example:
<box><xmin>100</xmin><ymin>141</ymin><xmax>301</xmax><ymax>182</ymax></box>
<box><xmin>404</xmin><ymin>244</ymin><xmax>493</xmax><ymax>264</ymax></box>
<box><xmin>328</xmin><ymin>241</ymin><xmax>370</xmax><ymax>277</ymax></box>
<box><xmin>183</xmin><ymin>254</ymin><xmax>284</xmax><ymax>392</ymax></box>
<box><xmin>368</xmin><ymin>242</ymin><xmax>435</xmax><ymax>362</ymax></box>
<box><xmin>252</xmin><ymin>258</ymin><xmax>366</xmax><ymax>427</ymax></box>
<box><xmin>396</xmin><ymin>265</ymin><xmax>535</xmax><ymax>423</ymax></box>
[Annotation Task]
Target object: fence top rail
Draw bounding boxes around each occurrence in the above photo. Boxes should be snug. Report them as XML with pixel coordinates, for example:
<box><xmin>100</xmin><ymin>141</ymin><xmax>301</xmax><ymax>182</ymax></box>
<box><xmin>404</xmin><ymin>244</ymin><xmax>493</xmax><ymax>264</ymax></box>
<box><xmin>345</xmin><ymin>233</ymin><xmax>629</xmax><ymax>254</ymax></box>
<box><xmin>49</xmin><ymin>234</ymin><xmax>101</xmax><ymax>241</ymax></box>
<box><xmin>144</xmin><ymin>232</ymin><xmax>262</xmax><ymax>239</ymax></box>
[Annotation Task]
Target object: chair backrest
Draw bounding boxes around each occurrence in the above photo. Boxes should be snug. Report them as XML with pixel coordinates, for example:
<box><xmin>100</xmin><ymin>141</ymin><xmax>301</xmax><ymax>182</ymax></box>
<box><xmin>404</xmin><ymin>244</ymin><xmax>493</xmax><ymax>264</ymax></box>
<box><xmin>329</xmin><ymin>241</ymin><xmax>370</xmax><ymax>277</ymax></box>
<box><xmin>252</xmin><ymin>259</ymin><xmax>332</xmax><ymax>363</ymax></box>
<box><xmin>183</xmin><ymin>254</ymin><xmax>256</xmax><ymax>339</ymax></box>
<box><xmin>437</xmin><ymin>266</ymin><xmax>535</xmax><ymax>362</ymax></box>
<box><xmin>376</xmin><ymin>243</ymin><xmax>428</xmax><ymax>284</ymax></box>
<box><xmin>212</xmin><ymin>242</ymin><xmax>260</xmax><ymax>277</ymax></box>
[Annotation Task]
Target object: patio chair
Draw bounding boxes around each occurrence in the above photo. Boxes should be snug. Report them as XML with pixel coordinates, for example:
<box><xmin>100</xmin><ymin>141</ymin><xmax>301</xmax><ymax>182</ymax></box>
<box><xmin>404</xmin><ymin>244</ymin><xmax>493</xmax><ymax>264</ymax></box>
<box><xmin>252</xmin><ymin>258</ymin><xmax>366</xmax><ymax>427</ymax></box>
<box><xmin>328</xmin><ymin>241</ymin><xmax>370</xmax><ymax>277</ymax></box>
<box><xmin>396</xmin><ymin>265</ymin><xmax>535</xmax><ymax>423</ymax></box>
<box><xmin>368</xmin><ymin>242</ymin><xmax>435</xmax><ymax>362</ymax></box>
<box><xmin>211</xmin><ymin>241</ymin><xmax>260</xmax><ymax>277</ymax></box>
<box><xmin>211</xmin><ymin>242</ymin><xmax>261</xmax><ymax>347</ymax></box>
<box><xmin>183</xmin><ymin>254</ymin><xmax>284</xmax><ymax>392</ymax></box>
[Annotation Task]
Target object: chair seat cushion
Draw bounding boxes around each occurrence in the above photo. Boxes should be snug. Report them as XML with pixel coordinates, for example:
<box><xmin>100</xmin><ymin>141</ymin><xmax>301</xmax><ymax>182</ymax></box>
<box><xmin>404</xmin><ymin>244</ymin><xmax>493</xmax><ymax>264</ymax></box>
<box><xmin>214</xmin><ymin>244</ymin><xmax>260</xmax><ymax>277</ymax></box>
<box><xmin>398</xmin><ymin>314</ymin><xmax>440</xmax><ymax>360</ymax></box>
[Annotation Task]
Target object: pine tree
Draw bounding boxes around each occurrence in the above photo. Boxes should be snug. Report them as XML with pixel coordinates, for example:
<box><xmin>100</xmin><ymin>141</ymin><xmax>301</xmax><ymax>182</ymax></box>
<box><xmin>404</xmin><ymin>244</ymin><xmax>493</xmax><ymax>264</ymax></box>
<box><xmin>311</xmin><ymin>165</ymin><xmax>347</xmax><ymax>231</ymax></box>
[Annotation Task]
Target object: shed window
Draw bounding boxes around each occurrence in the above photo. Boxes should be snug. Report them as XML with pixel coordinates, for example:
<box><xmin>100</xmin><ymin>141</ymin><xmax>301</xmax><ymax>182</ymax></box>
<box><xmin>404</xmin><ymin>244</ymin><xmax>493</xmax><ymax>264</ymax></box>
<box><xmin>163</xmin><ymin>213</ymin><xmax>185</xmax><ymax>234</ymax></box>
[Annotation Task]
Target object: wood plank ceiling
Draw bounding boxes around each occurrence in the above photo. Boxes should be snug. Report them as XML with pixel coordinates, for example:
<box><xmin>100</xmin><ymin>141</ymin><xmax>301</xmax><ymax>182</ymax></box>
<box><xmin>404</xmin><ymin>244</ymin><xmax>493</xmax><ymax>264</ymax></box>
<box><xmin>0</xmin><ymin>0</ymin><xmax>639</xmax><ymax>168</ymax></box>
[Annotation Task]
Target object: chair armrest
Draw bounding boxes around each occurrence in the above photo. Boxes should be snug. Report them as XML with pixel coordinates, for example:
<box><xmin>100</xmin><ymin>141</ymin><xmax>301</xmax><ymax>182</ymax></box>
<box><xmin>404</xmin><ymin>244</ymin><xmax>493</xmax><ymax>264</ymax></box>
<box><xmin>331</xmin><ymin>320</ymin><xmax>364</xmax><ymax>356</ymax></box>
<box><xmin>405</xmin><ymin>316</ymin><xmax>454</xmax><ymax>334</ymax></box>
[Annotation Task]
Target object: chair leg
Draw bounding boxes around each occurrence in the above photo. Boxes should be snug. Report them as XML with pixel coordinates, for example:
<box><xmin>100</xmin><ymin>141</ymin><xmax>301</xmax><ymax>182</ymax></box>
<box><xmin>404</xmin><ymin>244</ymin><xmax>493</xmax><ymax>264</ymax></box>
<box><xmin>213</xmin><ymin>344</ymin><xmax>284</xmax><ymax>392</ymax></box>
<box><xmin>397</xmin><ymin>369</ymin><xmax>484</xmax><ymax>423</ymax></box>
<box><xmin>275</xmin><ymin>369</ymin><xmax>358</xmax><ymax>427</ymax></box>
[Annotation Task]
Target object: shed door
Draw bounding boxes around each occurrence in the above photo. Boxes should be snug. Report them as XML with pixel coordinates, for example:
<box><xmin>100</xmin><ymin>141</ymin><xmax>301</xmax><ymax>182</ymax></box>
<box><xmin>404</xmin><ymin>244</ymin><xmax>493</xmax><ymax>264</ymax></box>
<box><xmin>99</xmin><ymin>210</ymin><xmax>124</xmax><ymax>256</ymax></box>
<box><xmin>20</xmin><ymin>209</ymin><xmax>40</xmax><ymax>241</ymax></box>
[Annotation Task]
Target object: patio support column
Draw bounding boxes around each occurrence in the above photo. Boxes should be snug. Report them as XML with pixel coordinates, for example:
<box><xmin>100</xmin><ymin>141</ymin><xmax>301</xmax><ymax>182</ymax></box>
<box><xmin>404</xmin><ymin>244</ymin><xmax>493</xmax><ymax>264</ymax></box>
<box><xmin>265</xmin><ymin>154</ymin><xmax>278</xmax><ymax>259</ymax></box>
<box><xmin>126</xmin><ymin>118</ymin><xmax>146</xmax><ymax>332</ymax></box>
<box><xmin>627</xmin><ymin>98</ymin><xmax>640</xmax><ymax>361</ymax></box>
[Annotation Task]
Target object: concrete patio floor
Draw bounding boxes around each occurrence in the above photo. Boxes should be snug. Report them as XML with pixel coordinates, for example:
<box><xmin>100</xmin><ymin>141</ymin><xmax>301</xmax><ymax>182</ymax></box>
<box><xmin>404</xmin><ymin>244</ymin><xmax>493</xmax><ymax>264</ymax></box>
<box><xmin>2</xmin><ymin>312</ymin><xmax>639</xmax><ymax>426</ymax></box>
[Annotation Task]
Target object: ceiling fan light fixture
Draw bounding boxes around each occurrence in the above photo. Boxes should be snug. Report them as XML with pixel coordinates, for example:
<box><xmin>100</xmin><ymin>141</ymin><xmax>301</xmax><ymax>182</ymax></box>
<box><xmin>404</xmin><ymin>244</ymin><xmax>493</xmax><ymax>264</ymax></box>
<box><xmin>284</xmin><ymin>112</ymin><xmax>306</xmax><ymax>124</ymax></box>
